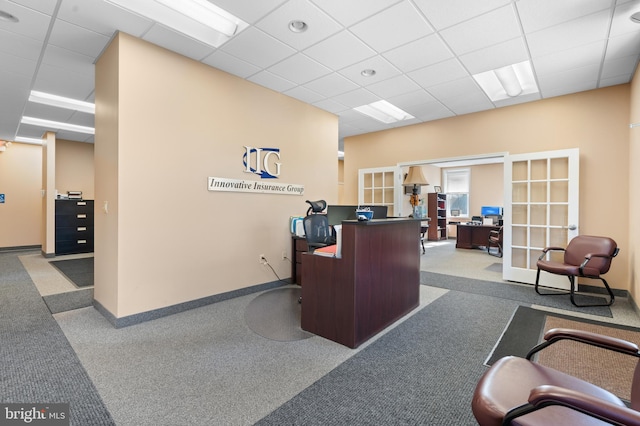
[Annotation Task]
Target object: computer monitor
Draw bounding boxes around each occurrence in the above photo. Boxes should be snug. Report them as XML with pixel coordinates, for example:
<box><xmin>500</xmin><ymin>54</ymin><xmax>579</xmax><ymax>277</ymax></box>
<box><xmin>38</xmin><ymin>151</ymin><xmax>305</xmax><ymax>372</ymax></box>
<box><xmin>481</xmin><ymin>206</ymin><xmax>502</xmax><ymax>216</ymax></box>
<box><xmin>326</xmin><ymin>205</ymin><xmax>388</xmax><ymax>226</ymax></box>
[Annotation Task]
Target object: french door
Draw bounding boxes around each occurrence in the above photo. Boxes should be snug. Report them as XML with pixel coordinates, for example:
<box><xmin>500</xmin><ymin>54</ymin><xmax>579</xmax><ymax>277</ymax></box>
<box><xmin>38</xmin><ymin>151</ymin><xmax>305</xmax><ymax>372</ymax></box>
<box><xmin>503</xmin><ymin>148</ymin><xmax>579</xmax><ymax>289</ymax></box>
<box><xmin>358</xmin><ymin>166</ymin><xmax>402</xmax><ymax>217</ymax></box>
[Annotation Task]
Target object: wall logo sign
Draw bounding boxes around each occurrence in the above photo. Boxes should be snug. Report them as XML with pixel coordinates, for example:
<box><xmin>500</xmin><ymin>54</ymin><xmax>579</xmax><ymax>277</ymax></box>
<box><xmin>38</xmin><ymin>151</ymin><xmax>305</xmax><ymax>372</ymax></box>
<box><xmin>207</xmin><ymin>146</ymin><xmax>304</xmax><ymax>195</ymax></box>
<box><xmin>243</xmin><ymin>146</ymin><xmax>281</xmax><ymax>179</ymax></box>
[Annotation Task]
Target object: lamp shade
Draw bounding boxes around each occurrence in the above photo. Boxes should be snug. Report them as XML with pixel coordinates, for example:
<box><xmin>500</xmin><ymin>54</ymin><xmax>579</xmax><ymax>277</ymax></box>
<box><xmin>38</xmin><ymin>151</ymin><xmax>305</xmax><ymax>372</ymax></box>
<box><xmin>403</xmin><ymin>166</ymin><xmax>429</xmax><ymax>186</ymax></box>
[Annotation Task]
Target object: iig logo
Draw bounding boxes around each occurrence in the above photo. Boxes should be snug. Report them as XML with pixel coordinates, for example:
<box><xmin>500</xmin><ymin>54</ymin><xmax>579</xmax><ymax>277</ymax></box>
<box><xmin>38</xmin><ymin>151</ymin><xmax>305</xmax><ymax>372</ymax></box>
<box><xmin>243</xmin><ymin>146</ymin><xmax>281</xmax><ymax>179</ymax></box>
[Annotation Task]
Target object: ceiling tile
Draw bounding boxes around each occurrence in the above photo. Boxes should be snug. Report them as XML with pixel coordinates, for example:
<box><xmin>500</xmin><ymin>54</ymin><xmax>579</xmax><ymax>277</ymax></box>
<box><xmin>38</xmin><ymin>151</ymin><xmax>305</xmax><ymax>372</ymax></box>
<box><xmin>611</xmin><ymin>1</ymin><xmax>640</xmax><ymax>37</ymax></box>
<box><xmin>407</xmin><ymin>58</ymin><xmax>468</xmax><ymax>89</ymax></box>
<box><xmin>527</xmin><ymin>10</ymin><xmax>611</xmax><ymax>58</ymax></box>
<box><xmin>413</xmin><ymin>0</ymin><xmax>512</xmax><ymax>30</ymax></box>
<box><xmin>57</xmin><ymin>0</ymin><xmax>152</xmax><ymax>38</ymax></box>
<box><xmin>0</xmin><ymin>27</ymin><xmax>42</xmax><ymax>60</ymax></box>
<box><xmin>303</xmin><ymin>30</ymin><xmax>375</xmax><ymax>70</ymax></box>
<box><xmin>349</xmin><ymin>1</ymin><xmax>433</xmax><ymax>52</ymax></box>
<box><xmin>143</xmin><ymin>25</ymin><xmax>216</xmax><ymax>61</ymax></box>
<box><xmin>382</xmin><ymin>34</ymin><xmax>453</xmax><ymax>73</ymax></box>
<box><xmin>458</xmin><ymin>37</ymin><xmax>528</xmax><ymax>74</ymax></box>
<box><xmin>32</xmin><ymin>62</ymin><xmax>94</xmax><ymax>99</ymax></box>
<box><xmin>256</xmin><ymin>0</ymin><xmax>342</xmax><ymax>51</ymax></box>
<box><xmin>0</xmin><ymin>49</ymin><xmax>37</xmax><ymax>77</ymax></box>
<box><xmin>248</xmin><ymin>70</ymin><xmax>296</xmax><ymax>92</ymax></box>
<box><xmin>440</xmin><ymin>90</ymin><xmax>494</xmax><ymax>115</ymax></box>
<box><xmin>537</xmin><ymin>64</ymin><xmax>600</xmax><ymax>95</ymax></box>
<box><xmin>220</xmin><ymin>27</ymin><xmax>296</xmax><ymax>69</ymax></box>
<box><xmin>531</xmin><ymin>41</ymin><xmax>605</xmax><ymax>76</ymax></box>
<box><xmin>540</xmin><ymin>79</ymin><xmax>598</xmax><ymax>98</ymax></box>
<box><xmin>601</xmin><ymin>54</ymin><xmax>639</xmax><ymax>79</ymax></box>
<box><xmin>365</xmin><ymin>74</ymin><xmax>421</xmax><ymax>99</ymax></box>
<box><xmin>304</xmin><ymin>73</ymin><xmax>359</xmax><ymax>98</ymax></box>
<box><xmin>406</xmin><ymin>101</ymin><xmax>454</xmax><ymax>121</ymax></box>
<box><xmin>516</xmin><ymin>0</ymin><xmax>612</xmax><ymax>34</ymax></box>
<box><xmin>439</xmin><ymin>5</ymin><xmax>521</xmax><ymax>56</ymax></box>
<box><xmin>202</xmin><ymin>50</ymin><xmax>261</xmax><ymax>78</ymax></box>
<box><xmin>427</xmin><ymin>76</ymin><xmax>482</xmax><ymax>100</ymax></box>
<box><xmin>7</xmin><ymin>0</ymin><xmax>57</xmax><ymax>15</ymax></box>
<box><xmin>332</xmin><ymin>88</ymin><xmax>378</xmax><ymax>108</ymax></box>
<box><xmin>606</xmin><ymin>31</ymin><xmax>640</xmax><ymax>60</ymax></box>
<box><xmin>387</xmin><ymin>90</ymin><xmax>437</xmax><ymax>110</ymax></box>
<box><xmin>48</xmin><ymin>19</ymin><xmax>110</xmax><ymax>57</ymax></box>
<box><xmin>283</xmin><ymin>85</ymin><xmax>324</xmax><ymax>103</ymax></box>
<box><xmin>41</xmin><ymin>44</ymin><xmax>94</xmax><ymax>76</ymax></box>
<box><xmin>312</xmin><ymin>98</ymin><xmax>349</xmax><ymax>114</ymax></box>
<box><xmin>267</xmin><ymin>53</ymin><xmax>331</xmax><ymax>85</ymax></box>
<box><xmin>309</xmin><ymin>0</ymin><xmax>401</xmax><ymax>27</ymax></box>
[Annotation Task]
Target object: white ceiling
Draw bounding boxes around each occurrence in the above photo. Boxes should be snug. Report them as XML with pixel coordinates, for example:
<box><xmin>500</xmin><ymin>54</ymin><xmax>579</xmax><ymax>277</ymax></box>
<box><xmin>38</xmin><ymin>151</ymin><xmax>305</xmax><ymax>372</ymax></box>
<box><xmin>2</xmin><ymin>0</ymin><xmax>640</xmax><ymax>152</ymax></box>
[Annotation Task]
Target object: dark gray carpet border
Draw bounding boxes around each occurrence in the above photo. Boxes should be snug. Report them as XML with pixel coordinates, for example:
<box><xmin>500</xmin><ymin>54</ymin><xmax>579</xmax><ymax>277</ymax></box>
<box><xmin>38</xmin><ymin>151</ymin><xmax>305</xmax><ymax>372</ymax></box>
<box><xmin>256</xmin><ymin>291</ymin><xmax>521</xmax><ymax>426</ymax></box>
<box><xmin>0</xmin><ymin>253</ymin><xmax>114</xmax><ymax>425</ymax></box>
<box><xmin>50</xmin><ymin>257</ymin><xmax>94</xmax><ymax>288</ymax></box>
<box><xmin>421</xmin><ymin>271</ymin><xmax>612</xmax><ymax>317</ymax></box>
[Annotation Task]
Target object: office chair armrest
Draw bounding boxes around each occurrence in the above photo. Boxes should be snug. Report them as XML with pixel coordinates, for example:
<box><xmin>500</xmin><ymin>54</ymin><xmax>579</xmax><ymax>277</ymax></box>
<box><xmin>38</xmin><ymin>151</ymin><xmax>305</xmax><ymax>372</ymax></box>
<box><xmin>520</xmin><ymin>385</ymin><xmax>640</xmax><ymax>426</ymax></box>
<box><xmin>526</xmin><ymin>328</ymin><xmax>640</xmax><ymax>360</ymax></box>
<box><xmin>538</xmin><ymin>246</ymin><xmax>565</xmax><ymax>260</ymax></box>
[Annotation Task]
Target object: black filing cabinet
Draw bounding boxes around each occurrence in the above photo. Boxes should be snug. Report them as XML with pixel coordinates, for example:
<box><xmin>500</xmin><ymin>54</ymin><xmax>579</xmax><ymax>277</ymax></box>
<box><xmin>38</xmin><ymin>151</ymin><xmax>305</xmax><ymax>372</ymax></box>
<box><xmin>55</xmin><ymin>199</ymin><xmax>94</xmax><ymax>255</ymax></box>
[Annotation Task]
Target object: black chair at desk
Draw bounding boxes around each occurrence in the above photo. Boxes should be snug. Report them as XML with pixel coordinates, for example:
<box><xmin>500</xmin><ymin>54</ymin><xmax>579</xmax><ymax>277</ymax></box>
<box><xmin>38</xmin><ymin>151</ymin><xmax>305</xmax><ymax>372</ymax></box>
<box><xmin>303</xmin><ymin>200</ymin><xmax>334</xmax><ymax>253</ymax></box>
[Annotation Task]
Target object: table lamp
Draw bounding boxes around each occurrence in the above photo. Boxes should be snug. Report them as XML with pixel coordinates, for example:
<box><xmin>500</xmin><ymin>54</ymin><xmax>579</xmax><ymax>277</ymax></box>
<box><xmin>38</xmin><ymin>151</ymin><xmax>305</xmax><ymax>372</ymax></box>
<box><xmin>403</xmin><ymin>166</ymin><xmax>429</xmax><ymax>210</ymax></box>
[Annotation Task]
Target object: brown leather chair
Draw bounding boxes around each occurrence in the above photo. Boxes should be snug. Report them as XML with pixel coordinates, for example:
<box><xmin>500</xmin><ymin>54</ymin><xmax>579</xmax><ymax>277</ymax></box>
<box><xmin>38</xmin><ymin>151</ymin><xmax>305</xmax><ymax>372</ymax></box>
<box><xmin>535</xmin><ymin>235</ymin><xmax>619</xmax><ymax>307</ymax></box>
<box><xmin>472</xmin><ymin>328</ymin><xmax>640</xmax><ymax>425</ymax></box>
<box><xmin>487</xmin><ymin>227</ymin><xmax>503</xmax><ymax>257</ymax></box>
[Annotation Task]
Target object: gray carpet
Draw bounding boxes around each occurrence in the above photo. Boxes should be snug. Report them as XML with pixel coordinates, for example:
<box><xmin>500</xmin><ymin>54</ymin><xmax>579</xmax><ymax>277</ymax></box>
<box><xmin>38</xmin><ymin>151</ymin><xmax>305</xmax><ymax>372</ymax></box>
<box><xmin>421</xmin><ymin>270</ymin><xmax>612</xmax><ymax>317</ymax></box>
<box><xmin>245</xmin><ymin>286</ymin><xmax>312</xmax><ymax>341</ymax></box>
<box><xmin>256</xmin><ymin>290</ymin><xmax>520</xmax><ymax>425</ymax></box>
<box><xmin>50</xmin><ymin>257</ymin><xmax>94</xmax><ymax>288</ymax></box>
<box><xmin>0</xmin><ymin>252</ymin><xmax>114</xmax><ymax>425</ymax></box>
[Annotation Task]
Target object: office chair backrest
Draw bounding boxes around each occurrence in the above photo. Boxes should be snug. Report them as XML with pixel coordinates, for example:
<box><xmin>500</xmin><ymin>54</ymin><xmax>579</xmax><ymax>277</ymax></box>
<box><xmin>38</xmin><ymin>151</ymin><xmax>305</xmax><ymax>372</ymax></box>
<box><xmin>303</xmin><ymin>214</ymin><xmax>332</xmax><ymax>247</ymax></box>
<box><xmin>564</xmin><ymin>235</ymin><xmax>618</xmax><ymax>275</ymax></box>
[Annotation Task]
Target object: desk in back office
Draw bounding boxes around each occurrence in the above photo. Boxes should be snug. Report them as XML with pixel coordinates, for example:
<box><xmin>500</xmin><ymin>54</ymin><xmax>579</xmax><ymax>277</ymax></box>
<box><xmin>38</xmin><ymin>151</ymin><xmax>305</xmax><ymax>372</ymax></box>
<box><xmin>301</xmin><ymin>218</ymin><xmax>420</xmax><ymax>349</ymax></box>
<box><xmin>456</xmin><ymin>223</ymin><xmax>500</xmax><ymax>249</ymax></box>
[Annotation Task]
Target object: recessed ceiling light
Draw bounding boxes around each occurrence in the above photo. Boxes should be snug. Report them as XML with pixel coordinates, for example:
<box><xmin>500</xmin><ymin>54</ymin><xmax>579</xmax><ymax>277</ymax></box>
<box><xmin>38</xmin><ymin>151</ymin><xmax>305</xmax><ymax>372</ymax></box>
<box><xmin>288</xmin><ymin>20</ymin><xmax>308</xmax><ymax>33</ymax></box>
<box><xmin>472</xmin><ymin>61</ymin><xmax>539</xmax><ymax>102</ymax></box>
<box><xmin>361</xmin><ymin>69</ymin><xmax>376</xmax><ymax>77</ymax></box>
<box><xmin>0</xmin><ymin>10</ymin><xmax>19</xmax><ymax>23</ymax></box>
<box><xmin>631</xmin><ymin>12</ymin><xmax>640</xmax><ymax>23</ymax></box>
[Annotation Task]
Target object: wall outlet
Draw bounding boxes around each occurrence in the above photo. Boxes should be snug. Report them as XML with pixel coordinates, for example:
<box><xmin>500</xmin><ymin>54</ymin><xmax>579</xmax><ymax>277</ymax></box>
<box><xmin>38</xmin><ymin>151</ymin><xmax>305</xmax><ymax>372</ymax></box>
<box><xmin>282</xmin><ymin>250</ymin><xmax>287</xmax><ymax>260</ymax></box>
<box><xmin>259</xmin><ymin>254</ymin><xmax>267</xmax><ymax>264</ymax></box>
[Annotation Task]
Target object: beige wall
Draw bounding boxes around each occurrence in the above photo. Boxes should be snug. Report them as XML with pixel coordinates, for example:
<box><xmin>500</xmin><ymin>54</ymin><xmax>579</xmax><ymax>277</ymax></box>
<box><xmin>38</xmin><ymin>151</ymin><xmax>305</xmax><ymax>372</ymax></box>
<box><xmin>55</xmin><ymin>139</ymin><xmax>94</xmax><ymax>199</ymax></box>
<box><xmin>629</xmin><ymin>68</ymin><xmax>640</xmax><ymax>302</ymax></box>
<box><xmin>95</xmin><ymin>33</ymin><xmax>338</xmax><ymax>319</ymax></box>
<box><xmin>344</xmin><ymin>85</ymin><xmax>630</xmax><ymax>291</ymax></box>
<box><xmin>0</xmin><ymin>142</ymin><xmax>42</xmax><ymax>248</ymax></box>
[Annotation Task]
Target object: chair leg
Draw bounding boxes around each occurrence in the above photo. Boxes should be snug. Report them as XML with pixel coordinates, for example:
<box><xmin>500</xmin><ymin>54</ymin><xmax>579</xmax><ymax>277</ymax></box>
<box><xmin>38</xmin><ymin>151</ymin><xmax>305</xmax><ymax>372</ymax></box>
<box><xmin>570</xmin><ymin>277</ymin><xmax>615</xmax><ymax>307</ymax></box>
<box><xmin>534</xmin><ymin>269</ymin><xmax>572</xmax><ymax>297</ymax></box>
<box><xmin>535</xmin><ymin>270</ymin><xmax>615</xmax><ymax>307</ymax></box>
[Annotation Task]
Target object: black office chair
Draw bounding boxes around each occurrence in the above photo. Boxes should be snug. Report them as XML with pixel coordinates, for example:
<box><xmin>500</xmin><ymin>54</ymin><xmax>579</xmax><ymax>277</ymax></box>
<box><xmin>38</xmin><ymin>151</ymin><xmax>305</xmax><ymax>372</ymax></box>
<box><xmin>303</xmin><ymin>200</ymin><xmax>334</xmax><ymax>253</ymax></box>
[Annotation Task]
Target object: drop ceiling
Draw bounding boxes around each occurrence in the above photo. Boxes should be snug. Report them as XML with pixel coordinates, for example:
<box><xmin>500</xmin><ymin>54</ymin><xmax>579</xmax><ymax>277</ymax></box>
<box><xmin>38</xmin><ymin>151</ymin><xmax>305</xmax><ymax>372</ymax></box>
<box><xmin>1</xmin><ymin>0</ymin><xmax>640</xmax><ymax>152</ymax></box>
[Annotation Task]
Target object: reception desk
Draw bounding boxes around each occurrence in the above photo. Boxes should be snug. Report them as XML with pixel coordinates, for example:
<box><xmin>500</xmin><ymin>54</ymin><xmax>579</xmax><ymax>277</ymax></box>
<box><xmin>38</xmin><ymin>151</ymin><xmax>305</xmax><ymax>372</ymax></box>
<box><xmin>301</xmin><ymin>218</ymin><xmax>420</xmax><ymax>349</ymax></box>
<box><xmin>456</xmin><ymin>224</ymin><xmax>500</xmax><ymax>249</ymax></box>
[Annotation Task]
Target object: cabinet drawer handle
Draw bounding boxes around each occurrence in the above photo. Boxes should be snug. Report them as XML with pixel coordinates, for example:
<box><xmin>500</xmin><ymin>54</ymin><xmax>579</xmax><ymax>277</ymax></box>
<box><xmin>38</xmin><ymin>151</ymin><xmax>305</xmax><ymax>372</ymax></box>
<box><xmin>77</xmin><ymin>240</ymin><xmax>87</xmax><ymax>244</ymax></box>
<box><xmin>77</xmin><ymin>201</ymin><xmax>87</xmax><ymax>206</ymax></box>
<box><xmin>77</xmin><ymin>214</ymin><xmax>87</xmax><ymax>219</ymax></box>
<box><xmin>77</xmin><ymin>227</ymin><xmax>87</xmax><ymax>231</ymax></box>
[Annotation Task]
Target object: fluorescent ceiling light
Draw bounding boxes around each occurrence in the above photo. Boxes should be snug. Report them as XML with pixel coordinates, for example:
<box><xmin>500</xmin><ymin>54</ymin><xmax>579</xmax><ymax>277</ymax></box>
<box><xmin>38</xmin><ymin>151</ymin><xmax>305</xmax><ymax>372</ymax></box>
<box><xmin>21</xmin><ymin>117</ymin><xmax>95</xmax><ymax>135</ymax></box>
<box><xmin>473</xmin><ymin>61</ymin><xmax>539</xmax><ymax>102</ymax></box>
<box><xmin>29</xmin><ymin>91</ymin><xmax>95</xmax><ymax>114</ymax></box>
<box><xmin>354</xmin><ymin>100</ymin><xmax>415</xmax><ymax>124</ymax></box>
<box><xmin>104</xmin><ymin>0</ymin><xmax>248</xmax><ymax>47</ymax></box>
<box><xmin>14</xmin><ymin>136</ymin><xmax>43</xmax><ymax>145</ymax></box>
<box><xmin>338</xmin><ymin>150</ymin><xmax>344</xmax><ymax>159</ymax></box>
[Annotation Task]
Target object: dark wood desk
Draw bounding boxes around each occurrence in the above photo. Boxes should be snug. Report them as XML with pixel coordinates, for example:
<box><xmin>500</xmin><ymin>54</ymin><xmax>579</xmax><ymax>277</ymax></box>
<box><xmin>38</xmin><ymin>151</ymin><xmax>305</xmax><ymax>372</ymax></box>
<box><xmin>301</xmin><ymin>218</ymin><xmax>420</xmax><ymax>349</ymax></box>
<box><xmin>456</xmin><ymin>224</ymin><xmax>500</xmax><ymax>249</ymax></box>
